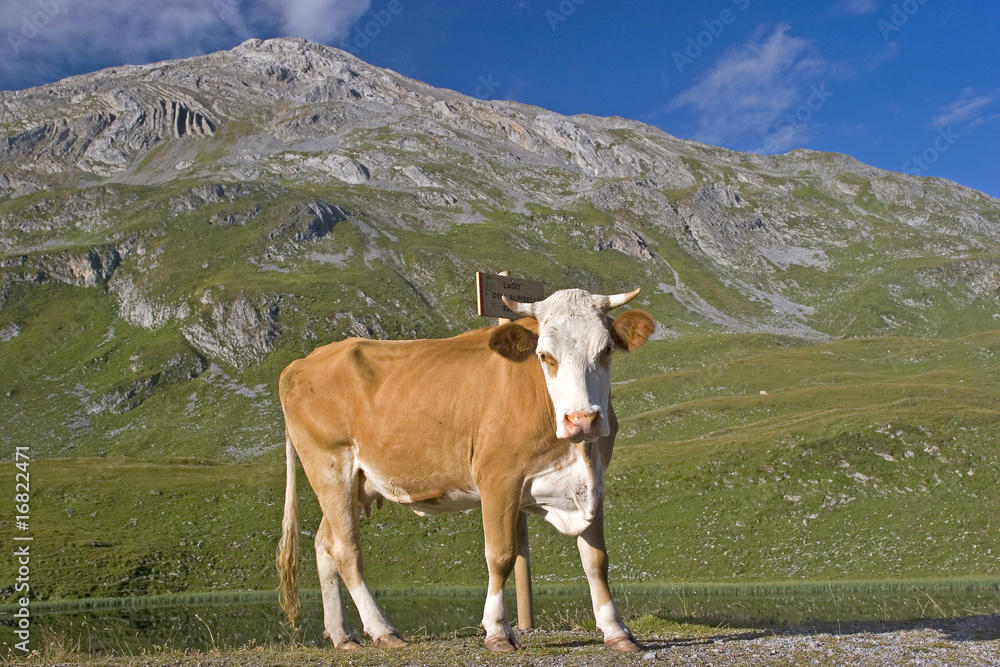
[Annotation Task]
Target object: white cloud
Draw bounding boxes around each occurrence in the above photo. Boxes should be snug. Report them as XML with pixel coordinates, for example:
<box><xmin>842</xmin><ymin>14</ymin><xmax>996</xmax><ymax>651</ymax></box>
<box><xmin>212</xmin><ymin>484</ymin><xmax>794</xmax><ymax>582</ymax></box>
<box><xmin>931</xmin><ymin>88</ymin><xmax>997</xmax><ymax>128</ymax></box>
<box><xmin>0</xmin><ymin>0</ymin><xmax>372</xmax><ymax>90</ymax></box>
<box><xmin>278</xmin><ymin>0</ymin><xmax>371</xmax><ymax>44</ymax></box>
<box><xmin>830</xmin><ymin>41</ymin><xmax>898</xmax><ymax>81</ymax></box>
<box><xmin>670</xmin><ymin>24</ymin><xmax>826</xmax><ymax>152</ymax></box>
<box><xmin>837</xmin><ymin>0</ymin><xmax>880</xmax><ymax>16</ymax></box>
<box><xmin>760</xmin><ymin>122</ymin><xmax>810</xmax><ymax>155</ymax></box>
<box><xmin>1</xmin><ymin>1</ymin><xmax>242</xmax><ymax>89</ymax></box>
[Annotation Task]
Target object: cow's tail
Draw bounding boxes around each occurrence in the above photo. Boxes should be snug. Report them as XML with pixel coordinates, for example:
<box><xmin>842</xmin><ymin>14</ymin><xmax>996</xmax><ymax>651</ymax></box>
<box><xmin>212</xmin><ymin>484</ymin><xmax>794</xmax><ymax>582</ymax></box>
<box><xmin>276</xmin><ymin>433</ymin><xmax>300</xmax><ymax>630</ymax></box>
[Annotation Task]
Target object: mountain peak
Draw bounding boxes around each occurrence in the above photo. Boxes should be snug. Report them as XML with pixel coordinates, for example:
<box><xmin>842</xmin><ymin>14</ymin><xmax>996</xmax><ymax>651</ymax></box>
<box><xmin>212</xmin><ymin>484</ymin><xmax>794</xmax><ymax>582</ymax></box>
<box><xmin>2</xmin><ymin>40</ymin><xmax>1000</xmax><ymax>460</ymax></box>
<box><xmin>1</xmin><ymin>40</ymin><xmax>997</xmax><ymax>338</ymax></box>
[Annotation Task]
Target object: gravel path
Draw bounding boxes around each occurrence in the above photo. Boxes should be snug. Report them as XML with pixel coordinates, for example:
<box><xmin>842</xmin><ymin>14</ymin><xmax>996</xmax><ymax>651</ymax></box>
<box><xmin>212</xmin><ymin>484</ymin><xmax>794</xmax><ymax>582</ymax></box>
<box><xmin>644</xmin><ymin>616</ymin><xmax>1000</xmax><ymax>666</ymax></box>
<box><xmin>21</xmin><ymin>615</ymin><xmax>1000</xmax><ymax>666</ymax></box>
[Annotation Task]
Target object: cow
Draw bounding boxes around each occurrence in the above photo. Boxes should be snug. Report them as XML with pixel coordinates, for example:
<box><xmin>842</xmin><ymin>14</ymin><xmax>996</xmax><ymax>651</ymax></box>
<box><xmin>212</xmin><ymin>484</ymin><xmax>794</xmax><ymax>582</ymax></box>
<box><xmin>276</xmin><ymin>287</ymin><xmax>655</xmax><ymax>653</ymax></box>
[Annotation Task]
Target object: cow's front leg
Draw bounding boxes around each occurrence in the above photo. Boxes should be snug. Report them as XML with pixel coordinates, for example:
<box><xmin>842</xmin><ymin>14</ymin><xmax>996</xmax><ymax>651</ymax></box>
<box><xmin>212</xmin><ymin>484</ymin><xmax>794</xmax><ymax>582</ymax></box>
<box><xmin>480</xmin><ymin>493</ymin><xmax>520</xmax><ymax>653</ymax></box>
<box><xmin>578</xmin><ymin>500</ymin><xmax>640</xmax><ymax>652</ymax></box>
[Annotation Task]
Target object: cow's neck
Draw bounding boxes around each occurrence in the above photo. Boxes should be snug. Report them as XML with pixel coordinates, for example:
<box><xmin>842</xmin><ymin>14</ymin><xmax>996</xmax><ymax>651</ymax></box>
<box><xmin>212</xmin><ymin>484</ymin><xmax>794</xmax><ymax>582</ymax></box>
<box><xmin>520</xmin><ymin>439</ymin><xmax>604</xmax><ymax>536</ymax></box>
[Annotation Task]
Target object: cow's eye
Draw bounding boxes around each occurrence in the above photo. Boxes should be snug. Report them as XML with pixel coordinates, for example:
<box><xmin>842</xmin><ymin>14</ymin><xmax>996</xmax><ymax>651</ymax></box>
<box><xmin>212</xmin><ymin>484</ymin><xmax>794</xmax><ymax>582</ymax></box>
<box><xmin>538</xmin><ymin>352</ymin><xmax>555</xmax><ymax>366</ymax></box>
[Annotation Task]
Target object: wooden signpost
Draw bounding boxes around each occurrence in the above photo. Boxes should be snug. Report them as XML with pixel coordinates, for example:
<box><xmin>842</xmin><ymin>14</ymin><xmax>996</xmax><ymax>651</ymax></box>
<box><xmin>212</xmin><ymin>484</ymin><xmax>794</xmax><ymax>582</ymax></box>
<box><xmin>476</xmin><ymin>272</ymin><xmax>545</xmax><ymax>321</ymax></box>
<box><xmin>476</xmin><ymin>270</ymin><xmax>544</xmax><ymax>631</ymax></box>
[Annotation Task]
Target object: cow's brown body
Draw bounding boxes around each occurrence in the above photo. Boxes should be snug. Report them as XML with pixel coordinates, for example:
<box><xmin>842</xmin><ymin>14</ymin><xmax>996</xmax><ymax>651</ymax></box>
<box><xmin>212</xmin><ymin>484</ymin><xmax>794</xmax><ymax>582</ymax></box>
<box><xmin>277</xmin><ymin>288</ymin><xmax>653</xmax><ymax>653</ymax></box>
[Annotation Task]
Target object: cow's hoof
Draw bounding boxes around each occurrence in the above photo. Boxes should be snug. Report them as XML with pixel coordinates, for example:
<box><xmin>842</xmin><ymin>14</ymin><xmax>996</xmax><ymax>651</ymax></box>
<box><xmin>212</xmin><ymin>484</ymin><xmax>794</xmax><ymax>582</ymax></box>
<box><xmin>485</xmin><ymin>635</ymin><xmax>518</xmax><ymax>653</ymax></box>
<box><xmin>324</xmin><ymin>630</ymin><xmax>362</xmax><ymax>650</ymax></box>
<box><xmin>606</xmin><ymin>635</ymin><xmax>642</xmax><ymax>652</ymax></box>
<box><xmin>373</xmin><ymin>633</ymin><xmax>408</xmax><ymax>649</ymax></box>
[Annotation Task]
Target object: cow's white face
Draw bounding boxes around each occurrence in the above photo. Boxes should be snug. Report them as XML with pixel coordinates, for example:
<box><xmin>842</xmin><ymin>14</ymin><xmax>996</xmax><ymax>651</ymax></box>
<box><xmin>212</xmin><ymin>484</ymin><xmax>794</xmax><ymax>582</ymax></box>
<box><xmin>532</xmin><ymin>290</ymin><xmax>618</xmax><ymax>441</ymax></box>
<box><xmin>497</xmin><ymin>288</ymin><xmax>655</xmax><ymax>442</ymax></box>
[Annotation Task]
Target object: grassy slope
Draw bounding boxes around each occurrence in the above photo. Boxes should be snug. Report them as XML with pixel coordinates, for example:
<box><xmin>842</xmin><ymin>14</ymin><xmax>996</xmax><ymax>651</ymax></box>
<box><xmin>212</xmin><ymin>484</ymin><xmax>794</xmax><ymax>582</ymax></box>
<box><xmin>3</xmin><ymin>175</ymin><xmax>998</xmax><ymax>460</ymax></box>
<box><xmin>0</xmin><ymin>186</ymin><xmax>699</xmax><ymax>461</ymax></box>
<box><xmin>2</xmin><ymin>176</ymin><xmax>999</xmax><ymax>605</ymax></box>
<box><xmin>4</xmin><ymin>331</ymin><xmax>999</xmax><ymax>602</ymax></box>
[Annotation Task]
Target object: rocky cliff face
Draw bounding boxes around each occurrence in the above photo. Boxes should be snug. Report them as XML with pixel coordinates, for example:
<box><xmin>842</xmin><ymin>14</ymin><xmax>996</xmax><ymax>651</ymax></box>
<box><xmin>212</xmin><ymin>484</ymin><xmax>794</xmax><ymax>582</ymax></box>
<box><xmin>1</xmin><ymin>37</ymin><xmax>998</xmax><ymax>459</ymax></box>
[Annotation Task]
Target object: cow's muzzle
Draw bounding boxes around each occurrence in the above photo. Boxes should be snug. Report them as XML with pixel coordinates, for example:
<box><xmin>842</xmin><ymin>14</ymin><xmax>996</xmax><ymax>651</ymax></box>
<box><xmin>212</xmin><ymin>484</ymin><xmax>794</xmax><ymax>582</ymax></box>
<box><xmin>563</xmin><ymin>410</ymin><xmax>601</xmax><ymax>441</ymax></box>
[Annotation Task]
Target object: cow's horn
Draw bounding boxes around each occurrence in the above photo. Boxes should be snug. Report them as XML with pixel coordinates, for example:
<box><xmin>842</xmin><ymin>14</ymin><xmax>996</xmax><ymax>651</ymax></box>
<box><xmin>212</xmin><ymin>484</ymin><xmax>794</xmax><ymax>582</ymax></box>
<box><xmin>607</xmin><ymin>288</ymin><xmax>641</xmax><ymax>309</ymax></box>
<box><xmin>502</xmin><ymin>295</ymin><xmax>536</xmax><ymax>318</ymax></box>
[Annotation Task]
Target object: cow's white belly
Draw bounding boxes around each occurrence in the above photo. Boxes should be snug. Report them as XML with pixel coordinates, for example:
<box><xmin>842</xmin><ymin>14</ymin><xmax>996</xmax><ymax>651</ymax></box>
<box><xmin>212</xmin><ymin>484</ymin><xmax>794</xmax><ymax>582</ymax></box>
<box><xmin>353</xmin><ymin>441</ymin><xmax>602</xmax><ymax>530</ymax></box>
<box><xmin>522</xmin><ymin>445</ymin><xmax>603</xmax><ymax>536</ymax></box>
<box><xmin>406</xmin><ymin>488</ymin><xmax>481</xmax><ymax>516</ymax></box>
<box><xmin>356</xmin><ymin>456</ymin><xmax>480</xmax><ymax>516</ymax></box>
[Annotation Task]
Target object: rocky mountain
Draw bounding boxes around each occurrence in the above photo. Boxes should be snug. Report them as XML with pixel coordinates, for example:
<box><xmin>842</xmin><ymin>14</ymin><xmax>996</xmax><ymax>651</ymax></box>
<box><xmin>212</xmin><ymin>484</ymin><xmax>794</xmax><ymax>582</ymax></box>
<box><xmin>2</xmin><ymin>37</ymin><xmax>999</xmax><ymax>460</ymax></box>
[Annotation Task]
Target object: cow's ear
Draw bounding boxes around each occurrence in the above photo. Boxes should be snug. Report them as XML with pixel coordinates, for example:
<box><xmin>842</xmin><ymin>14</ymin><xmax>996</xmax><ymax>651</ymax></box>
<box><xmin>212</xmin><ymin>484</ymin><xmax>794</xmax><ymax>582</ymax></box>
<box><xmin>489</xmin><ymin>322</ymin><xmax>538</xmax><ymax>361</ymax></box>
<box><xmin>610</xmin><ymin>310</ymin><xmax>655</xmax><ymax>352</ymax></box>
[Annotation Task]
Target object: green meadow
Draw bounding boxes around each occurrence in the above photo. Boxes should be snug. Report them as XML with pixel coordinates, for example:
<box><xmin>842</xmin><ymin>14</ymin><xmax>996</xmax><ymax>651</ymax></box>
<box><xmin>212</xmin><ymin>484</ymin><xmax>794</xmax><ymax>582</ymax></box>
<box><xmin>2</xmin><ymin>179</ymin><xmax>999</xmax><ymax>657</ymax></box>
<box><xmin>4</xmin><ymin>329</ymin><xmax>999</xmax><ymax>604</ymax></box>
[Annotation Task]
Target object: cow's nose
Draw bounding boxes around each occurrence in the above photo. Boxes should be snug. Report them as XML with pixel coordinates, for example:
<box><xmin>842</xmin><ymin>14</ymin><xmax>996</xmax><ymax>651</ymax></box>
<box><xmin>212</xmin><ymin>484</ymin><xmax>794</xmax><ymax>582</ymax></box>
<box><xmin>564</xmin><ymin>410</ymin><xmax>599</xmax><ymax>438</ymax></box>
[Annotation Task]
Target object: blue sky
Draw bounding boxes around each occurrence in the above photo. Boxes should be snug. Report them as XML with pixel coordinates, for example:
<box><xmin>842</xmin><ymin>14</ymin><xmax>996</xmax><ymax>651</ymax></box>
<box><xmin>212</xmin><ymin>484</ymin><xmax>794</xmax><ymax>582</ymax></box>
<box><xmin>2</xmin><ymin>1</ymin><xmax>998</xmax><ymax>198</ymax></box>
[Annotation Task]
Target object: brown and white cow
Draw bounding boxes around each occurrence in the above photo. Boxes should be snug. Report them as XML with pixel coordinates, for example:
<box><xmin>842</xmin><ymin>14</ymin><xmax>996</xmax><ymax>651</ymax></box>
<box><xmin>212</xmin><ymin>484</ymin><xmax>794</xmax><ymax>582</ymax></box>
<box><xmin>276</xmin><ymin>287</ymin><xmax>655</xmax><ymax>653</ymax></box>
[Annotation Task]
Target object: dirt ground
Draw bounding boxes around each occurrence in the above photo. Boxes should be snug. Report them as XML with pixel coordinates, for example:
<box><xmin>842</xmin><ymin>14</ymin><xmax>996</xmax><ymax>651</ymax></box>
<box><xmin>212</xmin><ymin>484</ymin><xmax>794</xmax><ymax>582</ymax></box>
<box><xmin>17</xmin><ymin>615</ymin><xmax>1000</xmax><ymax>667</ymax></box>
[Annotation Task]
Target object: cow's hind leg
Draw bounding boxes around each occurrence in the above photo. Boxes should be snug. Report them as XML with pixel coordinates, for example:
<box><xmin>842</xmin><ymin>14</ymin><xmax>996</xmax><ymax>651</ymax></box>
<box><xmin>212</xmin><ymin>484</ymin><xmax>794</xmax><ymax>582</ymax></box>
<box><xmin>315</xmin><ymin>518</ymin><xmax>360</xmax><ymax>649</ymax></box>
<box><xmin>317</xmin><ymin>461</ymin><xmax>406</xmax><ymax>648</ymax></box>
